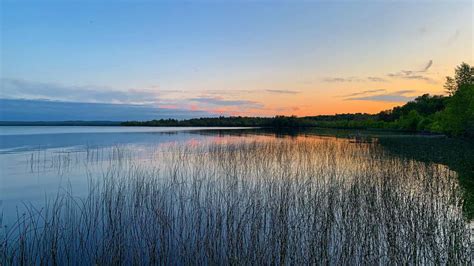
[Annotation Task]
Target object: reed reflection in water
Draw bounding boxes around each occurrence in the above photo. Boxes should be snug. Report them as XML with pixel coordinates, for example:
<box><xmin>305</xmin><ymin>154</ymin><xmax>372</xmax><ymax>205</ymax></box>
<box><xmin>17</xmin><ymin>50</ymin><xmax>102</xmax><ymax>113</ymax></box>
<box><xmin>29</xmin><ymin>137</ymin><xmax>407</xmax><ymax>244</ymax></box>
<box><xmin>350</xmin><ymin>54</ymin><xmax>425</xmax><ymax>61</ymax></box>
<box><xmin>1</xmin><ymin>137</ymin><xmax>472</xmax><ymax>265</ymax></box>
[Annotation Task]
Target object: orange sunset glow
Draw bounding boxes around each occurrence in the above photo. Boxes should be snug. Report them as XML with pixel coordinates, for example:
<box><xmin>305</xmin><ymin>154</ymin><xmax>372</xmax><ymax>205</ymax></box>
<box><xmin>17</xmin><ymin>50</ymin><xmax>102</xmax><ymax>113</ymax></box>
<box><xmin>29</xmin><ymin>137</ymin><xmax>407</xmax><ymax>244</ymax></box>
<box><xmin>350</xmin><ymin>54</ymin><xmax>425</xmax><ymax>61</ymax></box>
<box><xmin>1</xmin><ymin>1</ymin><xmax>472</xmax><ymax>120</ymax></box>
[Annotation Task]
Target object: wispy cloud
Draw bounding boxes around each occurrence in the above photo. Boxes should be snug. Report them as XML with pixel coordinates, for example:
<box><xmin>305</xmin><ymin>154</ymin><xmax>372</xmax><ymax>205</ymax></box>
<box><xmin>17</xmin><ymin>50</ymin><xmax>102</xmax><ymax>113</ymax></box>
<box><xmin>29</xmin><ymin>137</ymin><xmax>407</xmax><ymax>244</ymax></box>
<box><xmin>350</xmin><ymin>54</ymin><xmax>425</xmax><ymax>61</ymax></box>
<box><xmin>386</xmin><ymin>60</ymin><xmax>436</xmax><ymax>83</ymax></box>
<box><xmin>266</xmin><ymin>89</ymin><xmax>301</xmax><ymax>94</ymax></box>
<box><xmin>322</xmin><ymin>77</ymin><xmax>362</xmax><ymax>83</ymax></box>
<box><xmin>1</xmin><ymin>78</ymin><xmax>160</xmax><ymax>104</ymax></box>
<box><xmin>190</xmin><ymin>97</ymin><xmax>264</xmax><ymax>109</ymax></box>
<box><xmin>396</xmin><ymin>75</ymin><xmax>433</xmax><ymax>81</ymax></box>
<box><xmin>1</xmin><ymin>78</ymin><xmax>269</xmax><ymax>115</ymax></box>
<box><xmin>344</xmin><ymin>90</ymin><xmax>416</xmax><ymax>103</ymax></box>
<box><xmin>447</xmin><ymin>29</ymin><xmax>461</xmax><ymax>44</ymax></box>
<box><xmin>422</xmin><ymin>60</ymin><xmax>433</xmax><ymax>72</ymax></box>
<box><xmin>367</xmin><ymin>77</ymin><xmax>388</xmax><ymax>83</ymax></box>
<box><xmin>339</xmin><ymin>89</ymin><xmax>386</xmax><ymax>98</ymax></box>
<box><xmin>0</xmin><ymin>98</ymin><xmax>212</xmax><ymax>121</ymax></box>
<box><xmin>202</xmin><ymin>89</ymin><xmax>254</xmax><ymax>96</ymax></box>
<box><xmin>327</xmin><ymin>60</ymin><xmax>436</xmax><ymax>85</ymax></box>
<box><xmin>324</xmin><ymin>76</ymin><xmax>388</xmax><ymax>83</ymax></box>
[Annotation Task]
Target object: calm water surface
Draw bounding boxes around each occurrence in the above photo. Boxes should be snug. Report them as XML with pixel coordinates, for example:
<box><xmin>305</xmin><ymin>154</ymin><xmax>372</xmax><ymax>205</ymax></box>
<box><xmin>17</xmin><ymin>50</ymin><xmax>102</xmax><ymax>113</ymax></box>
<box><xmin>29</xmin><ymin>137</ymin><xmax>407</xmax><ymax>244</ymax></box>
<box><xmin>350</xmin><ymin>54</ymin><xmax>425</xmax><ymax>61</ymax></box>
<box><xmin>1</xmin><ymin>126</ymin><xmax>473</xmax><ymax>264</ymax></box>
<box><xmin>0</xmin><ymin>127</ymin><xmax>472</xmax><ymax>214</ymax></box>
<box><xmin>0</xmin><ymin>126</ymin><xmax>250</xmax><ymax>220</ymax></box>
<box><xmin>1</xmin><ymin>126</ymin><xmax>473</xmax><ymax>222</ymax></box>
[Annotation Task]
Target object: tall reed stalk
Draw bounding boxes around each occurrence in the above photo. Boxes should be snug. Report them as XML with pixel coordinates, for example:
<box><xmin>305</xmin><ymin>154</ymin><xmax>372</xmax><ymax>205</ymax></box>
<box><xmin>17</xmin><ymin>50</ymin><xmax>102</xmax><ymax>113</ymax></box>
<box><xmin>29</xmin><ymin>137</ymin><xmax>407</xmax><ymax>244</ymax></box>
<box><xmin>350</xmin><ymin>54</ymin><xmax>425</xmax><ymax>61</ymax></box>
<box><xmin>1</xmin><ymin>139</ymin><xmax>472</xmax><ymax>265</ymax></box>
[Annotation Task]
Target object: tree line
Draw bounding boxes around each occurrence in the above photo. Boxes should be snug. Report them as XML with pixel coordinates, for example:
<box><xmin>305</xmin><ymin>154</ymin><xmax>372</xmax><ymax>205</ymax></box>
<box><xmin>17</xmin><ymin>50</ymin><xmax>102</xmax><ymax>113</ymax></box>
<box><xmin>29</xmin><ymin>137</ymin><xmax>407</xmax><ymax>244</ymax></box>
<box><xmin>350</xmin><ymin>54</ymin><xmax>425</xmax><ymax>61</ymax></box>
<box><xmin>122</xmin><ymin>63</ymin><xmax>474</xmax><ymax>137</ymax></box>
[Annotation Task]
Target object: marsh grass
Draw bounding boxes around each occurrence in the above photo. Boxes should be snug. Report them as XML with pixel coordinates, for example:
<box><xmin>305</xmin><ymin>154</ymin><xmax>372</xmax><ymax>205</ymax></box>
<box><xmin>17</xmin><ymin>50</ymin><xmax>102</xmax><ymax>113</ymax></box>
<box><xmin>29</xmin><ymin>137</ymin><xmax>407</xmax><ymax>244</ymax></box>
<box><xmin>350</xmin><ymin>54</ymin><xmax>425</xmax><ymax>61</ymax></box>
<box><xmin>1</xmin><ymin>138</ymin><xmax>472</xmax><ymax>265</ymax></box>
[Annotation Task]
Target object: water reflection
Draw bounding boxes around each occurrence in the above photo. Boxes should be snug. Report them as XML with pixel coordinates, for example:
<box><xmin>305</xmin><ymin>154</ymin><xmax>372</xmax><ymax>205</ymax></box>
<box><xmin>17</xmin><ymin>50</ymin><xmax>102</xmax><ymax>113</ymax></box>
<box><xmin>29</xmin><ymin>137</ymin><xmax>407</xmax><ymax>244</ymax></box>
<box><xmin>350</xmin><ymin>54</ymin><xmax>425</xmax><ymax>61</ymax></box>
<box><xmin>0</xmin><ymin>127</ymin><xmax>472</xmax><ymax>264</ymax></box>
<box><xmin>1</xmin><ymin>127</ymin><xmax>473</xmax><ymax>219</ymax></box>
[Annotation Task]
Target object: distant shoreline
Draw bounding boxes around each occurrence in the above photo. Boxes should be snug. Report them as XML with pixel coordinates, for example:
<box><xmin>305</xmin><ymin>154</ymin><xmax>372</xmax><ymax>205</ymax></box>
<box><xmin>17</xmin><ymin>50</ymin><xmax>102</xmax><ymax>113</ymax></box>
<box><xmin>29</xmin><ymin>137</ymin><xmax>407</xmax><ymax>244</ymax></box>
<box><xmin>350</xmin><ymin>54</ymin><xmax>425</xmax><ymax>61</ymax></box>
<box><xmin>0</xmin><ymin>121</ymin><xmax>123</xmax><ymax>126</ymax></box>
<box><xmin>0</xmin><ymin>120</ymin><xmax>447</xmax><ymax>137</ymax></box>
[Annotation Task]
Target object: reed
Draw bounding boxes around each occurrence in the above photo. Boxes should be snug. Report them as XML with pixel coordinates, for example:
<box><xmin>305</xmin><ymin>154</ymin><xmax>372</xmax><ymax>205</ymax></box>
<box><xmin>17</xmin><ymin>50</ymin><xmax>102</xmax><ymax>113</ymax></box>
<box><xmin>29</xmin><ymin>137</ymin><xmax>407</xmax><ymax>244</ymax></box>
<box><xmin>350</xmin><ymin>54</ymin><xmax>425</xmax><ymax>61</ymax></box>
<box><xmin>1</xmin><ymin>139</ymin><xmax>472</xmax><ymax>265</ymax></box>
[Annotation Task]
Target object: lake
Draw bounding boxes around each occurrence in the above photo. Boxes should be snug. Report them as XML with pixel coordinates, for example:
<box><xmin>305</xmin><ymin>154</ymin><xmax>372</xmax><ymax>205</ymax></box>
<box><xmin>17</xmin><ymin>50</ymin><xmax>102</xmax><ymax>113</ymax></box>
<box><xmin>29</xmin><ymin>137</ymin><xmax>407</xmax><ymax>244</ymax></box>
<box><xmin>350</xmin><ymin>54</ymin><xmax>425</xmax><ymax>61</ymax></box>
<box><xmin>1</xmin><ymin>126</ymin><xmax>473</xmax><ymax>264</ymax></box>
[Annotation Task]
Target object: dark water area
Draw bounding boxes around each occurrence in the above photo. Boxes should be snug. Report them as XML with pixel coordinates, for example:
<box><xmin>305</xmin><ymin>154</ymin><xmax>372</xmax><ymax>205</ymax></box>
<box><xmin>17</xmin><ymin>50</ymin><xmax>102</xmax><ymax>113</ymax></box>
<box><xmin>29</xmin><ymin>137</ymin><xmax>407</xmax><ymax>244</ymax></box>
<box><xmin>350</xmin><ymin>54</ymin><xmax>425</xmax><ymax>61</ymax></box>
<box><xmin>214</xmin><ymin>127</ymin><xmax>474</xmax><ymax>219</ymax></box>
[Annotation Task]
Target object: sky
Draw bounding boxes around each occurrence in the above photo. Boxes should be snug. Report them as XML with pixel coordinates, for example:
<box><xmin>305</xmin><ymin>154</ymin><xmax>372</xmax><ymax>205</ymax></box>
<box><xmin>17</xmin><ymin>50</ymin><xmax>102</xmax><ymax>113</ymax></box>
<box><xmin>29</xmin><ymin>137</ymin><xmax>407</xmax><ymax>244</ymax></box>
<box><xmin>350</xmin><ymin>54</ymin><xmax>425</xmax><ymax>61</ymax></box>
<box><xmin>1</xmin><ymin>0</ymin><xmax>473</xmax><ymax>120</ymax></box>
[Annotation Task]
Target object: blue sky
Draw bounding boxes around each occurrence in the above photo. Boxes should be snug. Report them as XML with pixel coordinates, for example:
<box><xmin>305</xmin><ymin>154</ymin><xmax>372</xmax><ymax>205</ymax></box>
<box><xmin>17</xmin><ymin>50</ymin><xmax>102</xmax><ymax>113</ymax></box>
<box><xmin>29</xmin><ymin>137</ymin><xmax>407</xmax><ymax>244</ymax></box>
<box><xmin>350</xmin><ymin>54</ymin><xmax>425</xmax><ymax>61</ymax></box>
<box><xmin>1</xmin><ymin>0</ymin><xmax>472</xmax><ymax>120</ymax></box>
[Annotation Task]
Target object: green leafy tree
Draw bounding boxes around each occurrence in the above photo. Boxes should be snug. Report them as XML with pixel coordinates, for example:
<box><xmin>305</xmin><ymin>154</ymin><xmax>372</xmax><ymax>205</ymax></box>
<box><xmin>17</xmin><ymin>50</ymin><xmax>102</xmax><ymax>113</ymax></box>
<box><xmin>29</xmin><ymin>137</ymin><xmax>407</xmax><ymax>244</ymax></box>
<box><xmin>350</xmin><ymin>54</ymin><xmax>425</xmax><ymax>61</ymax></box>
<box><xmin>454</xmin><ymin>62</ymin><xmax>474</xmax><ymax>88</ymax></box>
<box><xmin>377</xmin><ymin>94</ymin><xmax>446</xmax><ymax>123</ymax></box>
<box><xmin>397</xmin><ymin>110</ymin><xmax>423</xmax><ymax>131</ymax></box>
<box><xmin>439</xmin><ymin>84</ymin><xmax>474</xmax><ymax>136</ymax></box>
